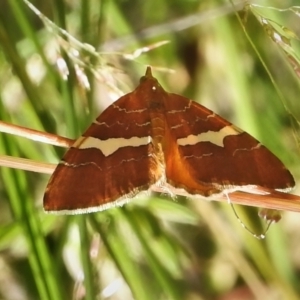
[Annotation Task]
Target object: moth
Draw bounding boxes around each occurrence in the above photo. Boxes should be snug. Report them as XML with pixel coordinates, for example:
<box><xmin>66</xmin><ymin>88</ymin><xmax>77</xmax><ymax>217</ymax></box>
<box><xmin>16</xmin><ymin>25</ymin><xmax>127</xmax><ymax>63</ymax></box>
<box><xmin>44</xmin><ymin>67</ymin><xmax>294</xmax><ymax>214</ymax></box>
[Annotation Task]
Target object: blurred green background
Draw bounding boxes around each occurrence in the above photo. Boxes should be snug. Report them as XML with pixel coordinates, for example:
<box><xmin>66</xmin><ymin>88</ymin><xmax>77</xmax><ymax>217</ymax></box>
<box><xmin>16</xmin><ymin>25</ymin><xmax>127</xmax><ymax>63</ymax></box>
<box><xmin>0</xmin><ymin>1</ymin><xmax>300</xmax><ymax>299</ymax></box>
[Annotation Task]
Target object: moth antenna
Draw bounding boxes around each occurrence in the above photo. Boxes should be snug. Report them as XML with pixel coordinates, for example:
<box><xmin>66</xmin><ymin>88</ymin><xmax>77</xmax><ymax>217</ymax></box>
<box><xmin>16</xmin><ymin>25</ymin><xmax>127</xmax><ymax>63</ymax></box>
<box><xmin>225</xmin><ymin>192</ymin><xmax>273</xmax><ymax>240</ymax></box>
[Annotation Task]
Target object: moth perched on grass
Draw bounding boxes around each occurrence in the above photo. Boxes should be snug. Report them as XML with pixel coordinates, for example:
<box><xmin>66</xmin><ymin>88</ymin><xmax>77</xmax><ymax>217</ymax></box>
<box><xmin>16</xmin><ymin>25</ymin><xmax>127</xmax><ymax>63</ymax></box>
<box><xmin>44</xmin><ymin>67</ymin><xmax>295</xmax><ymax>214</ymax></box>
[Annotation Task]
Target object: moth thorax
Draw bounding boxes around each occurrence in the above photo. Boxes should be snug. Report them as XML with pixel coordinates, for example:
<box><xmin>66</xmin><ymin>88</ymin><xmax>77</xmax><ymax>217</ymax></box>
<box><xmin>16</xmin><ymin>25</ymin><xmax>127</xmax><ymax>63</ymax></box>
<box><xmin>150</xmin><ymin>111</ymin><xmax>165</xmax><ymax>141</ymax></box>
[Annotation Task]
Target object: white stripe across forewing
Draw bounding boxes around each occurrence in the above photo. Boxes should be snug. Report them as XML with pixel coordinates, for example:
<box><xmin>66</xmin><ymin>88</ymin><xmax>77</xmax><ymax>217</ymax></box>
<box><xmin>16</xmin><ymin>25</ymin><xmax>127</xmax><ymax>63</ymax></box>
<box><xmin>73</xmin><ymin>136</ymin><xmax>152</xmax><ymax>156</ymax></box>
<box><xmin>177</xmin><ymin>126</ymin><xmax>243</xmax><ymax>147</ymax></box>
